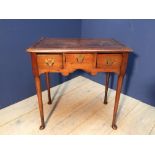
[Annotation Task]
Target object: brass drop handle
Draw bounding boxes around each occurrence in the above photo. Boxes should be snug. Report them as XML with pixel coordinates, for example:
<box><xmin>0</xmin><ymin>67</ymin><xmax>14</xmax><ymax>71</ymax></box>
<box><xmin>76</xmin><ymin>54</ymin><xmax>85</xmax><ymax>63</ymax></box>
<box><xmin>105</xmin><ymin>58</ymin><xmax>113</xmax><ymax>65</ymax></box>
<box><xmin>45</xmin><ymin>58</ymin><xmax>55</xmax><ymax>66</ymax></box>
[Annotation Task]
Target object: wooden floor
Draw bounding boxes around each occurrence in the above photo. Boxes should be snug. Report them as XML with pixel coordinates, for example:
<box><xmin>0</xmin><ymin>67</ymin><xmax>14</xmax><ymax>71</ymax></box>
<box><xmin>0</xmin><ymin>76</ymin><xmax>155</xmax><ymax>135</ymax></box>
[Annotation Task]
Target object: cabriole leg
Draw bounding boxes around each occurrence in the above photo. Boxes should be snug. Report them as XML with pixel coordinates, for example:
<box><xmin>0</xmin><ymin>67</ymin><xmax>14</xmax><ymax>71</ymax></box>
<box><xmin>34</xmin><ymin>75</ymin><xmax>45</xmax><ymax>130</ymax></box>
<box><xmin>45</xmin><ymin>72</ymin><xmax>52</xmax><ymax>105</ymax></box>
<box><xmin>104</xmin><ymin>72</ymin><xmax>110</xmax><ymax>104</ymax></box>
<box><xmin>112</xmin><ymin>74</ymin><xmax>124</xmax><ymax>130</ymax></box>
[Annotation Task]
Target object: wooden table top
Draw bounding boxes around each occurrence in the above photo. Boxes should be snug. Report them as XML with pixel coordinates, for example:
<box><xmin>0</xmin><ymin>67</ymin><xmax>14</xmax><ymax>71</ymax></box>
<box><xmin>27</xmin><ymin>38</ymin><xmax>132</xmax><ymax>53</ymax></box>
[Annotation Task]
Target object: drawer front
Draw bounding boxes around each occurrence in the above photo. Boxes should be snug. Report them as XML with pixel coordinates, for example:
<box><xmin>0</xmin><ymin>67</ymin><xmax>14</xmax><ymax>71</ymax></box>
<box><xmin>65</xmin><ymin>54</ymin><xmax>94</xmax><ymax>69</ymax></box>
<box><xmin>37</xmin><ymin>54</ymin><xmax>62</xmax><ymax>73</ymax></box>
<box><xmin>97</xmin><ymin>54</ymin><xmax>122</xmax><ymax>71</ymax></box>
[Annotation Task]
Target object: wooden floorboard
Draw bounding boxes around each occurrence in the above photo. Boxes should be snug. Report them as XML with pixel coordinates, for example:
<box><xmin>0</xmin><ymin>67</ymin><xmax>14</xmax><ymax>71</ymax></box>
<box><xmin>0</xmin><ymin>76</ymin><xmax>155</xmax><ymax>135</ymax></box>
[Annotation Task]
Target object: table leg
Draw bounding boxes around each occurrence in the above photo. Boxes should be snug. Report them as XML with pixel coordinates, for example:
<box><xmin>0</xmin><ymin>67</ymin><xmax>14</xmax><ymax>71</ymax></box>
<box><xmin>45</xmin><ymin>72</ymin><xmax>52</xmax><ymax>105</ymax></box>
<box><xmin>112</xmin><ymin>74</ymin><xmax>124</xmax><ymax>130</ymax></box>
<box><xmin>34</xmin><ymin>75</ymin><xmax>45</xmax><ymax>130</ymax></box>
<box><xmin>104</xmin><ymin>72</ymin><xmax>110</xmax><ymax>104</ymax></box>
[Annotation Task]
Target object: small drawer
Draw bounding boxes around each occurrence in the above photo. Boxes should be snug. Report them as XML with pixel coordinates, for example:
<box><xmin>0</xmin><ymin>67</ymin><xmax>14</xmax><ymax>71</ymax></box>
<box><xmin>97</xmin><ymin>54</ymin><xmax>122</xmax><ymax>69</ymax></box>
<box><xmin>37</xmin><ymin>54</ymin><xmax>62</xmax><ymax>73</ymax></box>
<box><xmin>65</xmin><ymin>54</ymin><xmax>94</xmax><ymax>69</ymax></box>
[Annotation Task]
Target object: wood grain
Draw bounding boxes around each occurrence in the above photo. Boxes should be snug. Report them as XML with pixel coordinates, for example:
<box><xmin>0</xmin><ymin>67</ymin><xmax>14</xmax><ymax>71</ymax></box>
<box><xmin>0</xmin><ymin>76</ymin><xmax>155</xmax><ymax>135</ymax></box>
<box><xmin>27</xmin><ymin>38</ymin><xmax>132</xmax><ymax>53</ymax></box>
<box><xmin>28</xmin><ymin>38</ymin><xmax>132</xmax><ymax>130</ymax></box>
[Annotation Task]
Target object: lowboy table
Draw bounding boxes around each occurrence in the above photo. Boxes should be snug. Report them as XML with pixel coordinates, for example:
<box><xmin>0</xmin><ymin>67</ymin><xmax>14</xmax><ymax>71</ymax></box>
<box><xmin>27</xmin><ymin>38</ymin><xmax>132</xmax><ymax>130</ymax></box>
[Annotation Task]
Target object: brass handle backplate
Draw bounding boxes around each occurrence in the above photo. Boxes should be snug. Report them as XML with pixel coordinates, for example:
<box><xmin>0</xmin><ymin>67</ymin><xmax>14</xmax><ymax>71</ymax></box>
<box><xmin>45</xmin><ymin>58</ymin><xmax>55</xmax><ymax>66</ymax></box>
<box><xmin>105</xmin><ymin>58</ymin><xmax>113</xmax><ymax>65</ymax></box>
<box><xmin>76</xmin><ymin>54</ymin><xmax>85</xmax><ymax>63</ymax></box>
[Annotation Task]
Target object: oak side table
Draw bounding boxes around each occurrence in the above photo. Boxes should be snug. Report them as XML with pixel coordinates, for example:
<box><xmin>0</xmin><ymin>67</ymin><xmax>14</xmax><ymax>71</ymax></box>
<box><xmin>27</xmin><ymin>38</ymin><xmax>132</xmax><ymax>130</ymax></box>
